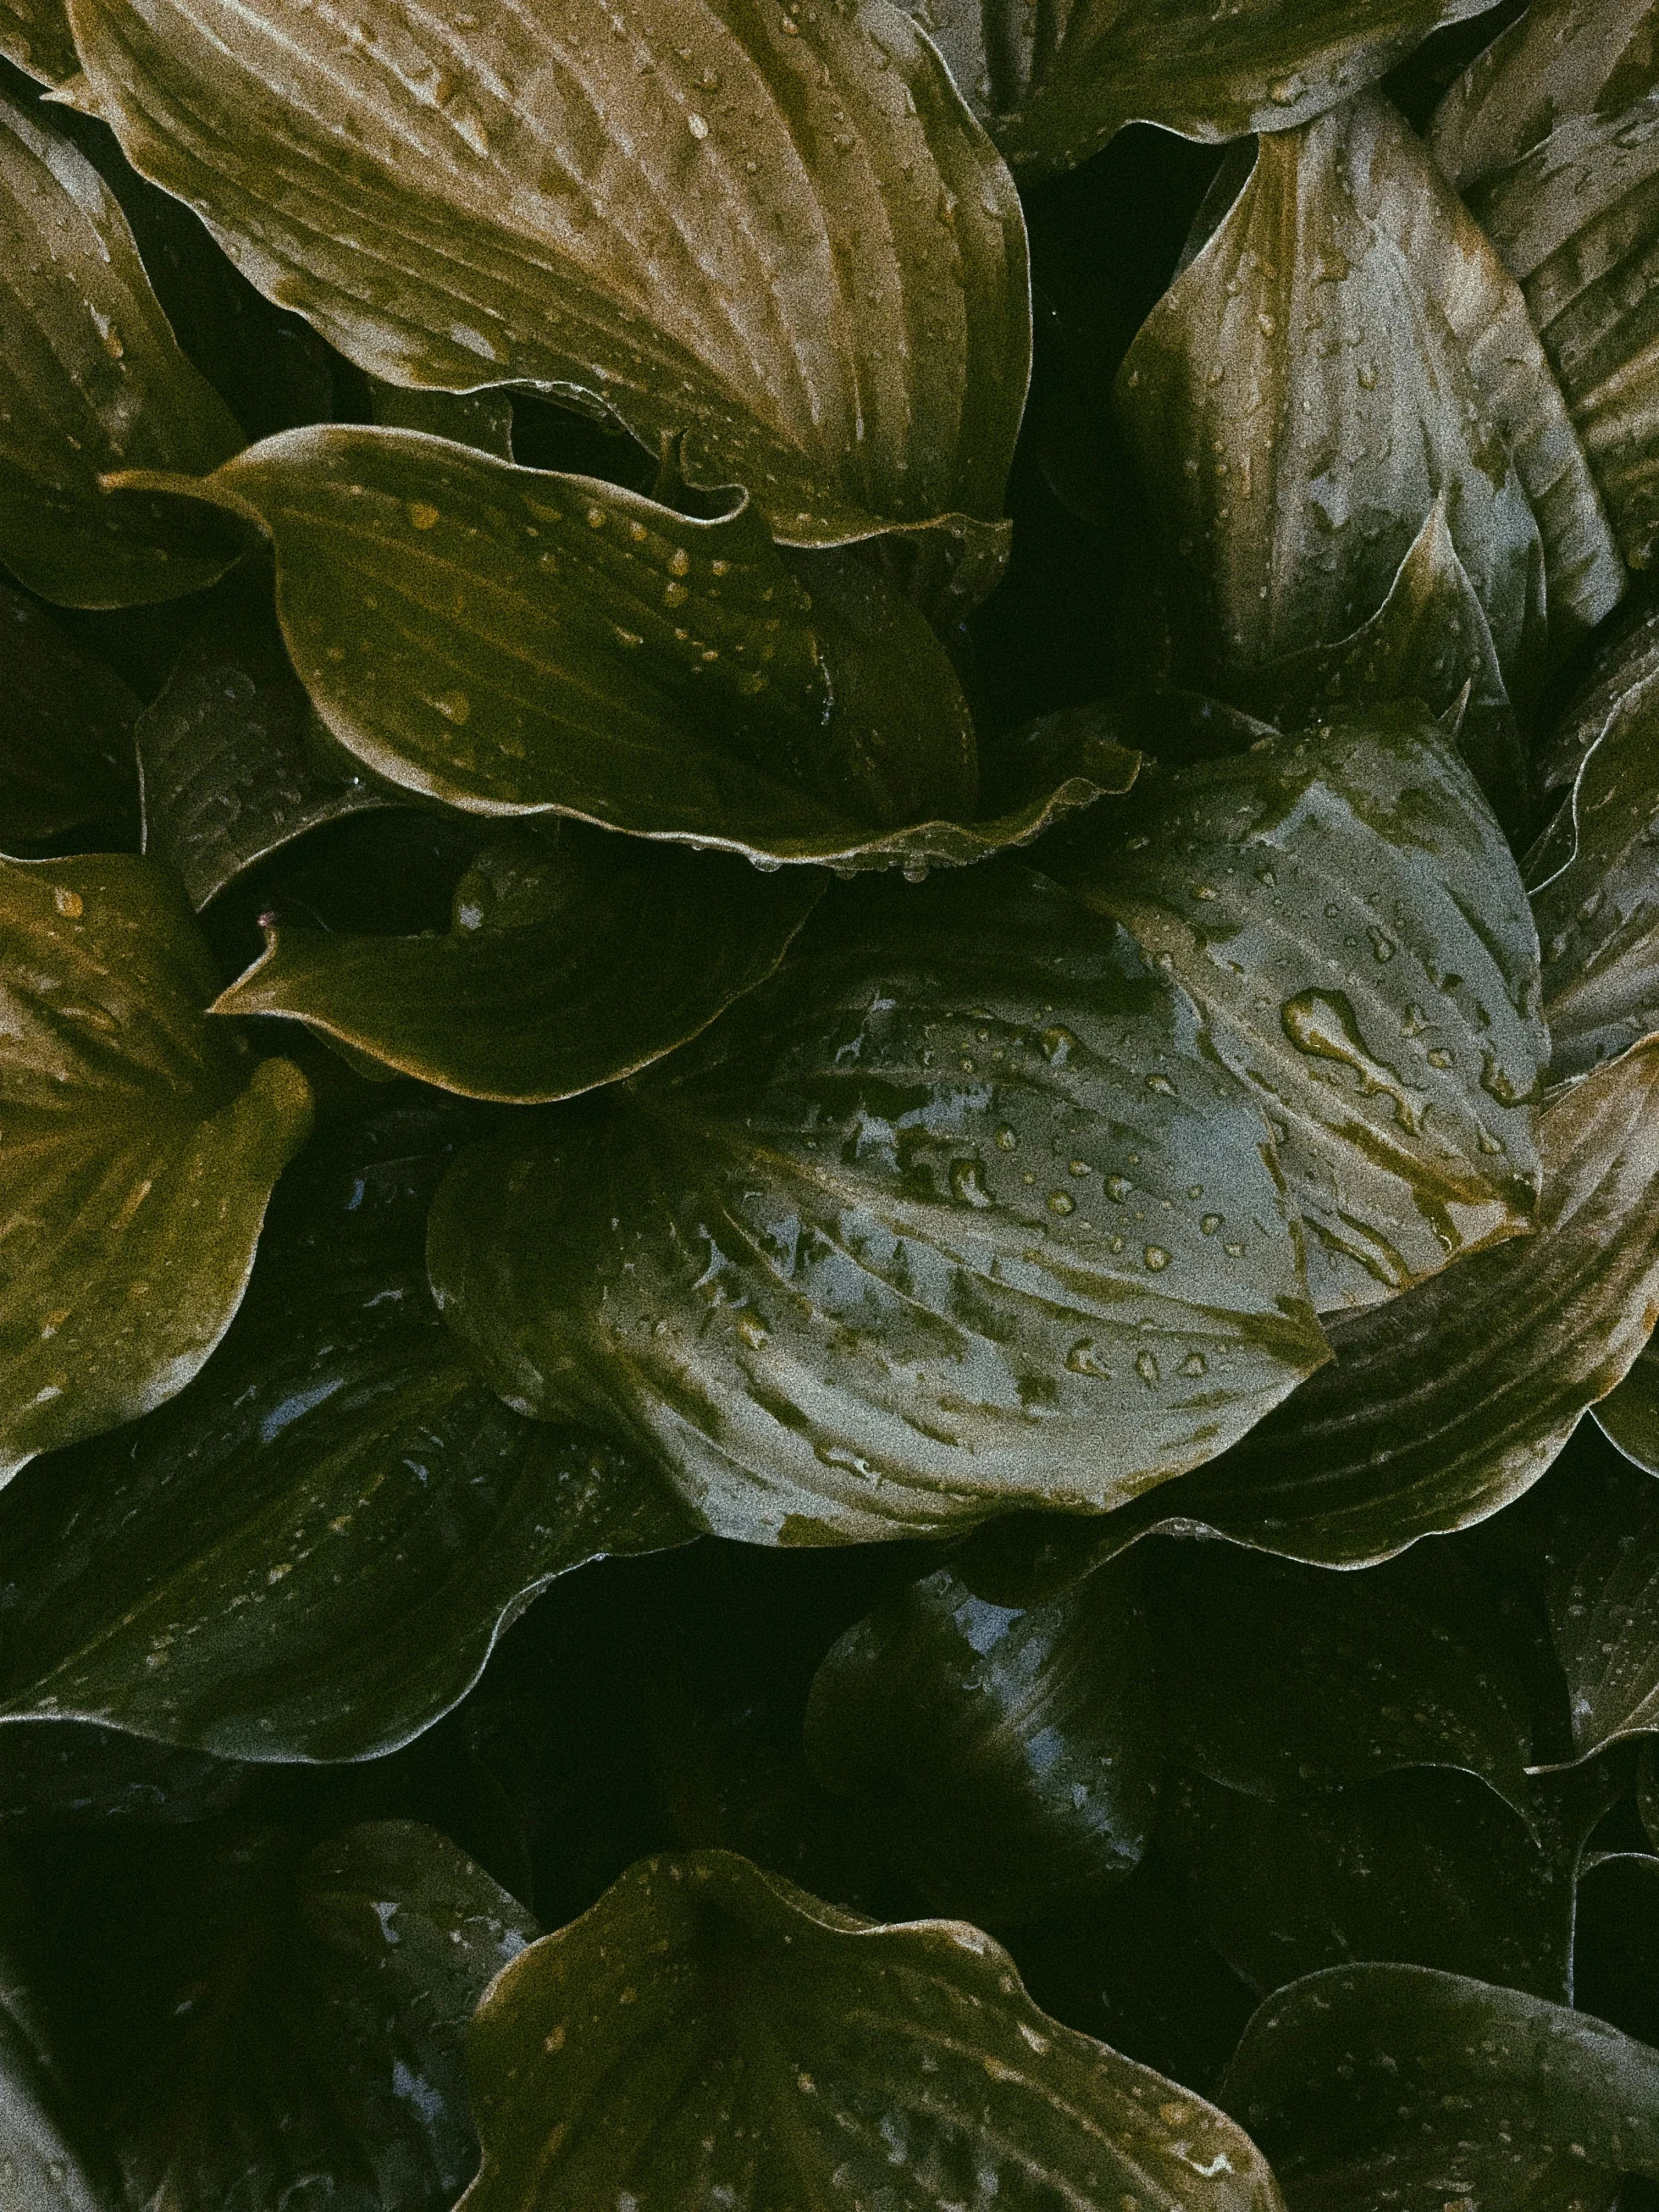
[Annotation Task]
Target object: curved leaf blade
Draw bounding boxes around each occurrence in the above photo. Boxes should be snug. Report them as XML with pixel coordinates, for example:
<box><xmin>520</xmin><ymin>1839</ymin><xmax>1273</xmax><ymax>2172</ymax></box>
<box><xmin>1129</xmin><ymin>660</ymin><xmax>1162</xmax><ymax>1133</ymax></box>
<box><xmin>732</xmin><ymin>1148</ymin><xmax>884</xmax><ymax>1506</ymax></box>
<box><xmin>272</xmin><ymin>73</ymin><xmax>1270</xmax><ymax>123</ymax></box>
<box><xmin>66</xmin><ymin>0</ymin><xmax>1030</xmax><ymax>543</ymax></box>
<box><xmin>1431</xmin><ymin>0</ymin><xmax>1659</xmax><ymax>189</ymax></box>
<box><xmin>1546</xmin><ymin>1468</ymin><xmax>1659</xmax><ymax>1760</ymax></box>
<box><xmin>0</xmin><ymin>582</ymin><xmax>140</xmax><ymax>850</ymax></box>
<box><xmin>0</xmin><ymin>854</ymin><xmax>313</xmax><ymax>1481</ymax></box>
<box><xmin>0</xmin><ymin>0</ymin><xmax>76</xmax><ymax>84</ymax></box>
<box><xmin>460</xmin><ymin>1849</ymin><xmax>1285</xmax><ymax>2212</ymax></box>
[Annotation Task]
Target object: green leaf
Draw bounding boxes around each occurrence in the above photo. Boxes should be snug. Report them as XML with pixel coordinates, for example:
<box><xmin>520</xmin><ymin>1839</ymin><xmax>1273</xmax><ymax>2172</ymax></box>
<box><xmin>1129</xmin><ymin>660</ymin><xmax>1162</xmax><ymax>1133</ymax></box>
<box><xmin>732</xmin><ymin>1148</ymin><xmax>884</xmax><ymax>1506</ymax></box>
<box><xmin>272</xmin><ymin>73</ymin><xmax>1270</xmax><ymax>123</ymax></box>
<box><xmin>0</xmin><ymin>1097</ymin><xmax>693</xmax><ymax>1762</ymax></box>
<box><xmin>1545</xmin><ymin>1465</ymin><xmax>1659</xmax><ymax>1760</ymax></box>
<box><xmin>916</xmin><ymin>0</ymin><xmax>1498</xmax><ymax>174</ymax></box>
<box><xmin>1115</xmin><ymin>92</ymin><xmax>1624</xmax><ymax>699</ymax></box>
<box><xmin>0</xmin><ymin>581</ymin><xmax>140</xmax><ymax>850</ymax></box>
<box><xmin>428</xmin><ymin>864</ymin><xmax>1328</xmax><ymax>1546</ymax></box>
<box><xmin>1467</xmin><ymin>88</ymin><xmax>1659</xmax><ymax>577</ymax></box>
<box><xmin>212</xmin><ymin>820</ymin><xmax>826</xmax><ymax>1103</ymax></box>
<box><xmin>1222</xmin><ymin>1962</ymin><xmax>1659</xmax><ymax>2212</ymax></box>
<box><xmin>804</xmin><ymin>1555</ymin><xmax>1159</xmax><ymax>1924</ymax></box>
<box><xmin>111</xmin><ymin>1820</ymin><xmax>538</xmax><ymax>2212</ymax></box>
<box><xmin>65</xmin><ymin>0</ymin><xmax>1030</xmax><ymax>545</ymax></box>
<box><xmin>1597</xmin><ymin>1332</ymin><xmax>1659</xmax><ymax>1474</ymax></box>
<box><xmin>369</xmin><ymin>378</ymin><xmax>515</xmax><ymax>461</ymax></box>
<box><xmin>1431</xmin><ymin>0</ymin><xmax>1659</xmax><ymax>189</ymax></box>
<box><xmin>0</xmin><ymin>853</ymin><xmax>313</xmax><ymax>1481</ymax></box>
<box><xmin>1533</xmin><ymin>609</ymin><xmax>1659</xmax><ymax>1080</ymax></box>
<box><xmin>0</xmin><ymin>1848</ymin><xmax>117</xmax><ymax>2210</ymax></box>
<box><xmin>128</xmin><ymin>425</ymin><xmax>1023</xmax><ymax>862</ymax></box>
<box><xmin>136</xmin><ymin>605</ymin><xmax>391</xmax><ymax>911</ymax></box>
<box><xmin>460</xmin><ymin>1848</ymin><xmax>1285</xmax><ymax>2212</ymax></box>
<box><xmin>0</xmin><ymin>88</ymin><xmax>246</xmax><ymax>608</ymax></box>
<box><xmin>1046</xmin><ymin>705</ymin><xmax>1548</xmax><ymax>1314</ymax></box>
<box><xmin>0</xmin><ymin>0</ymin><xmax>77</xmax><ymax>84</ymax></box>
<box><xmin>1138</xmin><ymin>1038</ymin><xmax>1659</xmax><ymax>1565</ymax></box>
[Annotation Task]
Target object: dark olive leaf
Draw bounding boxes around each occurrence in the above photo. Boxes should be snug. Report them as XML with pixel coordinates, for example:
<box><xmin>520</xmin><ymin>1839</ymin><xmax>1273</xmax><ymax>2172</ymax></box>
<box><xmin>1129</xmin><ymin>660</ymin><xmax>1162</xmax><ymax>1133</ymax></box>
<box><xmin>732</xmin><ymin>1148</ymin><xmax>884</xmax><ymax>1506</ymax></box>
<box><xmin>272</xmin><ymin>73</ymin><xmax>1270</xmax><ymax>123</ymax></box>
<box><xmin>0</xmin><ymin>1721</ymin><xmax>254</xmax><ymax>1826</ymax></box>
<box><xmin>369</xmin><ymin>379</ymin><xmax>515</xmax><ymax>461</ymax></box>
<box><xmin>0</xmin><ymin>853</ymin><xmax>313</xmax><ymax>1481</ymax></box>
<box><xmin>915</xmin><ymin>0</ymin><xmax>1497</xmax><ymax>174</ymax></box>
<box><xmin>1468</xmin><ymin>89</ymin><xmax>1659</xmax><ymax>574</ymax></box>
<box><xmin>1115</xmin><ymin>92</ymin><xmax>1623</xmax><ymax>701</ymax></box>
<box><xmin>803</xmin><ymin>1554</ymin><xmax>1160</xmax><ymax>1925</ymax></box>
<box><xmin>1535</xmin><ymin>597</ymin><xmax>1659</xmax><ymax>812</ymax></box>
<box><xmin>1236</xmin><ymin>498</ymin><xmax>1528</xmax><ymax>837</ymax></box>
<box><xmin>65</xmin><ymin>0</ymin><xmax>1030</xmax><ymax>546</ymax></box>
<box><xmin>0</xmin><ymin>1850</ymin><xmax>117</xmax><ymax>2210</ymax></box>
<box><xmin>1576</xmin><ymin>1852</ymin><xmax>1659</xmax><ymax>2050</ymax></box>
<box><xmin>136</xmin><ymin>605</ymin><xmax>391</xmax><ymax>910</ymax></box>
<box><xmin>429</xmin><ymin>864</ymin><xmax>1328</xmax><ymax>1547</ymax></box>
<box><xmin>212</xmin><ymin>821</ymin><xmax>826</xmax><ymax>1103</ymax></box>
<box><xmin>0</xmin><ymin>87</ymin><xmax>247</xmax><ymax>608</ymax></box>
<box><xmin>1545</xmin><ymin>1464</ymin><xmax>1659</xmax><ymax>1760</ymax></box>
<box><xmin>0</xmin><ymin>0</ymin><xmax>76</xmax><ymax>83</ymax></box>
<box><xmin>1431</xmin><ymin>0</ymin><xmax>1658</xmax><ymax>189</ymax></box>
<box><xmin>1136</xmin><ymin>1039</ymin><xmax>1659</xmax><ymax>1565</ymax></box>
<box><xmin>0</xmin><ymin>582</ymin><xmax>140</xmax><ymax>850</ymax></box>
<box><xmin>1222</xmin><ymin>1962</ymin><xmax>1659</xmax><ymax>2212</ymax></box>
<box><xmin>1598</xmin><ymin>1334</ymin><xmax>1659</xmax><ymax>1474</ymax></box>
<box><xmin>0</xmin><ymin>1097</ymin><xmax>693</xmax><ymax>1762</ymax></box>
<box><xmin>113</xmin><ymin>1820</ymin><xmax>538</xmax><ymax>2212</ymax></box>
<box><xmin>460</xmin><ymin>1848</ymin><xmax>1285</xmax><ymax>2212</ymax></box>
<box><xmin>1148</xmin><ymin>1537</ymin><xmax>1536</xmax><ymax>1812</ymax></box>
<box><xmin>1046</xmin><ymin>704</ymin><xmax>1548</xmax><ymax>1314</ymax></box>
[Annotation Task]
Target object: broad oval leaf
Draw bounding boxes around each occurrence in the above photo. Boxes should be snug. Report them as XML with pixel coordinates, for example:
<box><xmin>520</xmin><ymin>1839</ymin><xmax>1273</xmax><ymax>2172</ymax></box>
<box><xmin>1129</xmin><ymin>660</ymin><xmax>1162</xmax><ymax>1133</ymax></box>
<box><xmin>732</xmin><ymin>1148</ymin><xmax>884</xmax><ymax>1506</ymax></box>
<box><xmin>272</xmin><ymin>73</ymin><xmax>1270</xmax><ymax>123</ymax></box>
<box><xmin>1222</xmin><ymin>1963</ymin><xmax>1659</xmax><ymax>2212</ymax></box>
<box><xmin>66</xmin><ymin>0</ymin><xmax>1030</xmax><ymax>545</ymax></box>
<box><xmin>1431</xmin><ymin>0</ymin><xmax>1659</xmax><ymax>190</ymax></box>
<box><xmin>136</xmin><ymin>606</ymin><xmax>392</xmax><ymax>911</ymax></box>
<box><xmin>1046</xmin><ymin>705</ymin><xmax>1548</xmax><ymax>1314</ymax></box>
<box><xmin>0</xmin><ymin>582</ymin><xmax>140</xmax><ymax>850</ymax></box>
<box><xmin>1545</xmin><ymin>1463</ymin><xmax>1659</xmax><ymax>1760</ymax></box>
<box><xmin>0</xmin><ymin>1097</ymin><xmax>693</xmax><ymax>1762</ymax></box>
<box><xmin>916</xmin><ymin>0</ymin><xmax>1497</xmax><ymax>174</ymax></box>
<box><xmin>1116</xmin><ymin>92</ymin><xmax>1624</xmax><ymax>699</ymax></box>
<box><xmin>0</xmin><ymin>88</ymin><xmax>245</xmax><ymax>608</ymax></box>
<box><xmin>213</xmin><ymin>820</ymin><xmax>824</xmax><ymax>1103</ymax></box>
<box><xmin>804</xmin><ymin>1555</ymin><xmax>1159</xmax><ymax>1924</ymax></box>
<box><xmin>429</xmin><ymin>865</ymin><xmax>1328</xmax><ymax>1547</ymax></box>
<box><xmin>1598</xmin><ymin>1331</ymin><xmax>1659</xmax><ymax>1472</ymax></box>
<box><xmin>0</xmin><ymin>853</ymin><xmax>313</xmax><ymax>1481</ymax></box>
<box><xmin>460</xmin><ymin>1848</ymin><xmax>1285</xmax><ymax>2212</ymax></box>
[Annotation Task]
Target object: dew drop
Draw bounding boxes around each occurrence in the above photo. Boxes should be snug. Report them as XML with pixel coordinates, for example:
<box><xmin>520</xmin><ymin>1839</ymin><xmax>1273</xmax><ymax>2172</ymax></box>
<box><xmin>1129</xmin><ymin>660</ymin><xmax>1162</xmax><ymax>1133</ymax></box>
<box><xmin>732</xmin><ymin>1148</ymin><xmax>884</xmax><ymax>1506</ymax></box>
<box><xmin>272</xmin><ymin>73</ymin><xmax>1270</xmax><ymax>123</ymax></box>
<box><xmin>1048</xmin><ymin>1191</ymin><xmax>1075</xmax><ymax>1216</ymax></box>
<box><xmin>52</xmin><ymin>885</ymin><xmax>83</xmax><ymax>918</ymax></box>
<box><xmin>1136</xmin><ymin>1350</ymin><xmax>1161</xmax><ymax>1384</ymax></box>
<box><xmin>1144</xmin><ymin>1245</ymin><xmax>1171</xmax><ymax>1271</ymax></box>
<box><xmin>431</xmin><ymin>689</ymin><xmax>471</xmax><ymax>724</ymax></box>
<box><xmin>994</xmin><ymin>1125</ymin><xmax>1018</xmax><ymax>1152</ymax></box>
<box><xmin>1200</xmin><ymin>1213</ymin><xmax>1223</xmax><ymax>1235</ymax></box>
<box><xmin>1039</xmin><ymin>1024</ymin><xmax>1079</xmax><ymax>1063</ymax></box>
<box><xmin>950</xmin><ymin>1159</ymin><xmax>993</xmax><ymax>1209</ymax></box>
<box><xmin>406</xmin><ymin>499</ymin><xmax>441</xmax><ymax>530</ymax></box>
<box><xmin>1145</xmin><ymin>1073</ymin><xmax>1176</xmax><ymax>1096</ymax></box>
<box><xmin>1180</xmin><ymin>1352</ymin><xmax>1208</xmax><ymax>1376</ymax></box>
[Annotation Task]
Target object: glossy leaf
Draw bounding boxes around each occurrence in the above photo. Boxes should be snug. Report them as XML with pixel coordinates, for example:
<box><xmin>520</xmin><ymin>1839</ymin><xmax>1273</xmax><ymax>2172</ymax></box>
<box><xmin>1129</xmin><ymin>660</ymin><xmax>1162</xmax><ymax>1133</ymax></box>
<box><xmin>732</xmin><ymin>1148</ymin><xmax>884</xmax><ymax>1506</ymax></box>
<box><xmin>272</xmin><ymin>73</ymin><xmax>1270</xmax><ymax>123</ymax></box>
<box><xmin>1137</xmin><ymin>1037</ymin><xmax>1659</xmax><ymax>1564</ymax></box>
<box><xmin>460</xmin><ymin>1848</ymin><xmax>1285</xmax><ymax>2212</ymax></box>
<box><xmin>112</xmin><ymin>1820</ymin><xmax>539</xmax><ymax>2212</ymax></box>
<box><xmin>0</xmin><ymin>1097</ymin><xmax>693</xmax><ymax>1762</ymax></box>
<box><xmin>1598</xmin><ymin>1332</ymin><xmax>1659</xmax><ymax>1473</ymax></box>
<box><xmin>0</xmin><ymin>88</ymin><xmax>246</xmax><ymax>608</ymax></box>
<box><xmin>804</xmin><ymin>1555</ymin><xmax>1159</xmax><ymax>1924</ymax></box>
<box><xmin>369</xmin><ymin>379</ymin><xmax>515</xmax><ymax>461</ymax></box>
<box><xmin>1469</xmin><ymin>87</ymin><xmax>1659</xmax><ymax>573</ymax></box>
<box><xmin>1047</xmin><ymin>705</ymin><xmax>1548</xmax><ymax>1314</ymax></box>
<box><xmin>66</xmin><ymin>0</ymin><xmax>1030</xmax><ymax>545</ymax></box>
<box><xmin>1222</xmin><ymin>1962</ymin><xmax>1659</xmax><ymax>2212</ymax></box>
<box><xmin>0</xmin><ymin>1851</ymin><xmax>116</xmax><ymax>2210</ymax></box>
<box><xmin>0</xmin><ymin>582</ymin><xmax>140</xmax><ymax>850</ymax></box>
<box><xmin>213</xmin><ymin>820</ymin><xmax>824</xmax><ymax>1103</ymax></box>
<box><xmin>429</xmin><ymin>864</ymin><xmax>1328</xmax><ymax>1546</ymax></box>
<box><xmin>1431</xmin><ymin>0</ymin><xmax>1659</xmax><ymax>189</ymax></box>
<box><xmin>0</xmin><ymin>854</ymin><xmax>313</xmax><ymax>1481</ymax></box>
<box><xmin>1546</xmin><ymin>1465</ymin><xmax>1659</xmax><ymax>1760</ymax></box>
<box><xmin>1116</xmin><ymin>92</ymin><xmax>1623</xmax><ymax>700</ymax></box>
<box><xmin>917</xmin><ymin>0</ymin><xmax>1497</xmax><ymax>174</ymax></box>
<box><xmin>136</xmin><ymin>606</ymin><xmax>390</xmax><ymax>910</ymax></box>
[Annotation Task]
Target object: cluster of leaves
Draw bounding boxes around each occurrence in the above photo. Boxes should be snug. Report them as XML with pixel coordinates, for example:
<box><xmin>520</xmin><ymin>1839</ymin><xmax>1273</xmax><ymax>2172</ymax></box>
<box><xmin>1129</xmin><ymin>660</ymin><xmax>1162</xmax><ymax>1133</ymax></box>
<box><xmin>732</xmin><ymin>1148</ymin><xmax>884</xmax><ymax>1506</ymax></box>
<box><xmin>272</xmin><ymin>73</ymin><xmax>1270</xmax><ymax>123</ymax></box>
<box><xmin>7</xmin><ymin>0</ymin><xmax>1659</xmax><ymax>2201</ymax></box>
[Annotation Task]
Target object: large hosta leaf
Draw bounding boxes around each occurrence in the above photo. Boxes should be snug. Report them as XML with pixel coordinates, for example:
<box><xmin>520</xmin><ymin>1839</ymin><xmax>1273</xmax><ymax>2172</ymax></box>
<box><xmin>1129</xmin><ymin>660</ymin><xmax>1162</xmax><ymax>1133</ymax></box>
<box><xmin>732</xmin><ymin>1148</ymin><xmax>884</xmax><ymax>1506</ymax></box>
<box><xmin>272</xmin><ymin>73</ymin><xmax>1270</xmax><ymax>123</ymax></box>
<box><xmin>0</xmin><ymin>583</ymin><xmax>140</xmax><ymax>850</ymax></box>
<box><xmin>915</xmin><ymin>0</ymin><xmax>1497</xmax><ymax>174</ymax></box>
<box><xmin>804</xmin><ymin>1555</ymin><xmax>1159</xmax><ymax>1924</ymax></box>
<box><xmin>0</xmin><ymin>89</ymin><xmax>245</xmax><ymax>608</ymax></box>
<box><xmin>66</xmin><ymin>0</ymin><xmax>1030</xmax><ymax>546</ymax></box>
<box><xmin>136</xmin><ymin>606</ymin><xmax>391</xmax><ymax>910</ymax></box>
<box><xmin>1140</xmin><ymin>1038</ymin><xmax>1659</xmax><ymax>1565</ymax></box>
<box><xmin>214</xmin><ymin>821</ymin><xmax>824</xmax><ymax>1103</ymax></box>
<box><xmin>1431</xmin><ymin>0</ymin><xmax>1659</xmax><ymax>189</ymax></box>
<box><xmin>1222</xmin><ymin>1963</ymin><xmax>1659</xmax><ymax>2212</ymax></box>
<box><xmin>1046</xmin><ymin>706</ymin><xmax>1548</xmax><ymax>1314</ymax></box>
<box><xmin>460</xmin><ymin>1848</ymin><xmax>1284</xmax><ymax>2212</ymax></box>
<box><xmin>0</xmin><ymin>855</ymin><xmax>312</xmax><ymax>1482</ymax></box>
<box><xmin>429</xmin><ymin>865</ymin><xmax>1327</xmax><ymax>1546</ymax></box>
<box><xmin>0</xmin><ymin>1098</ymin><xmax>692</xmax><ymax>1763</ymax></box>
<box><xmin>1115</xmin><ymin>92</ymin><xmax>1623</xmax><ymax>699</ymax></box>
<box><xmin>1545</xmin><ymin>1461</ymin><xmax>1659</xmax><ymax>1760</ymax></box>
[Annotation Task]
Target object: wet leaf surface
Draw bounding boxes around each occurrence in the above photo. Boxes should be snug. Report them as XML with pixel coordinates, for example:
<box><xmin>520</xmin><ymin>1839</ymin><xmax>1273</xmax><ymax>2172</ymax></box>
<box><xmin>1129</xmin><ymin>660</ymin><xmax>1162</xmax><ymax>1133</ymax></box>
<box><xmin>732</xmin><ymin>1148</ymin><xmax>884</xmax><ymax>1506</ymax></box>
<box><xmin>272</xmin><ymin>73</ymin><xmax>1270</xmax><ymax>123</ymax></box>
<box><xmin>1431</xmin><ymin>0</ymin><xmax>1659</xmax><ymax>189</ymax></box>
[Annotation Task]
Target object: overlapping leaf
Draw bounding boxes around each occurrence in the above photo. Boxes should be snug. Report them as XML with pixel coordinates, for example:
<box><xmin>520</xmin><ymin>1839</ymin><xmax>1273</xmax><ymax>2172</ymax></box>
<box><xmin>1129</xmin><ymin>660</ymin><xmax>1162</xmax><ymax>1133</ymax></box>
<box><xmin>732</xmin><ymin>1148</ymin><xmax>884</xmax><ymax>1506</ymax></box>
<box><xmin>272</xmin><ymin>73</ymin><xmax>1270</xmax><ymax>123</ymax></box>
<box><xmin>1598</xmin><ymin>1331</ymin><xmax>1659</xmax><ymax>1471</ymax></box>
<box><xmin>460</xmin><ymin>1849</ymin><xmax>1284</xmax><ymax>2212</ymax></box>
<box><xmin>0</xmin><ymin>583</ymin><xmax>140</xmax><ymax>850</ymax></box>
<box><xmin>66</xmin><ymin>0</ymin><xmax>1030</xmax><ymax>545</ymax></box>
<box><xmin>0</xmin><ymin>1098</ymin><xmax>692</xmax><ymax>1763</ymax></box>
<box><xmin>0</xmin><ymin>0</ymin><xmax>76</xmax><ymax>84</ymax></box>
<box><xmin>1115</xmin><ymin>92</ymin><xmax>1623</xmax><ymax>704</ymax></box>
<box><xmin>1223</xmin><ymin>1963</ymin><xmax>1659</xmax><ymax>2212</ymax></box>
<box><xmin>213</xmin><ymin>820</ymin><xmax>825</xmax><ymax>1102</ymax></box>
<box><xmin>915</xmin><ymin>0</ymin><xmax>1497</xmax><ymax>173</ymax></box>
<box><xmin>1047</xmin><ymin>705</ymin><xmax>1548</xmax><ymax>1314</ymax></box>
<box><xmin>429</xmin><ymin>864</ymin><xmax>1328</xmax><ymax>1546</ymax></box>
<box><xmin>1545</xmin><ymin>1462</ymin><xmax>1659</xmax><ymax>1760</ymax></box>
<box><xmin>0</xmin><ymin>854</ymin><xmax>313</xmax><ymax>1481</ymax></box>
<box><xmin>804</xmin><ymin>1556</ymin><xmax>1159</xmax><ymax>1924</ymax></box>
<box><xmin>0</xmin><ymin>88</ymin><xmax>246</xmax><ymax>608</ymax></box>
<box><xmin>1432</xmin><ymin>0</ymin><xmax>1658</xmax><ymax>189</ymax></box>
